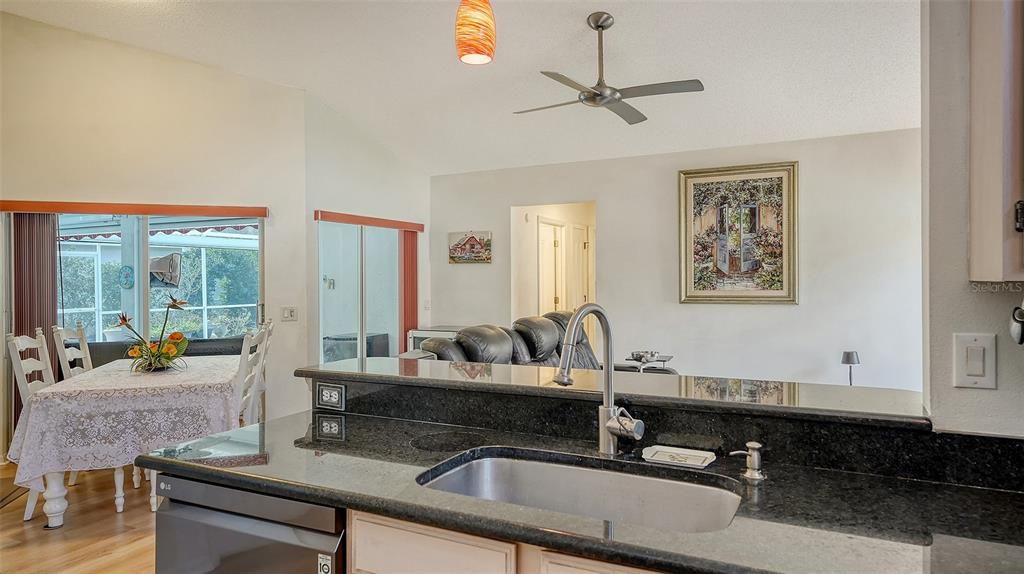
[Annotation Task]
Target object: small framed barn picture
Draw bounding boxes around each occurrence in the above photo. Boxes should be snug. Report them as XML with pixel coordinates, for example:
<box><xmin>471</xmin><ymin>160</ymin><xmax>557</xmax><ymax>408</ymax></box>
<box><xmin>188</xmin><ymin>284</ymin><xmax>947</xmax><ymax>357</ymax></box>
<box><xmin>680</xmin><ymin>162</ymin><xmax>798</xmax><ymax>303</ymax></box>
<box><xmin>448</xmin><ymin>231</ymin><xmax>492</xmax><ymax>264</ymax></box>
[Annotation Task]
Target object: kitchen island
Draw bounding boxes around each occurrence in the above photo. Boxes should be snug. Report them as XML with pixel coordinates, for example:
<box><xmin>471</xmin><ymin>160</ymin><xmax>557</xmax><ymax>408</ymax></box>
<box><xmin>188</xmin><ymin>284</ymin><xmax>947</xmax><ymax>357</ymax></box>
<box><xmin>137</xmin><ymin>409</ymin><xmax>1024</xmax><ymax>574</ymax></box>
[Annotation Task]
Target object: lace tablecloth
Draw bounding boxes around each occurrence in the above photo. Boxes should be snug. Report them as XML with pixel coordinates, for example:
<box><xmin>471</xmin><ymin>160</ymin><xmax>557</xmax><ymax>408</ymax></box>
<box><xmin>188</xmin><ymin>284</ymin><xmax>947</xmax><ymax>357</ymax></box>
<box><xmin>7</xmin><ymin>356</ymin><xmax>240</xmax><ymax>491</ymax></box>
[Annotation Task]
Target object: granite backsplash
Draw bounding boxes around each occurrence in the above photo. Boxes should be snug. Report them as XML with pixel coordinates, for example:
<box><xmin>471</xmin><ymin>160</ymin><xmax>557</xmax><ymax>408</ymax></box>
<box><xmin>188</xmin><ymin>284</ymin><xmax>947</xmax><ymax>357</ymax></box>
<box><xmin>311</xmin><ymin>377</ymin><xmax>1024</xmax><ymax>492</ymax></box>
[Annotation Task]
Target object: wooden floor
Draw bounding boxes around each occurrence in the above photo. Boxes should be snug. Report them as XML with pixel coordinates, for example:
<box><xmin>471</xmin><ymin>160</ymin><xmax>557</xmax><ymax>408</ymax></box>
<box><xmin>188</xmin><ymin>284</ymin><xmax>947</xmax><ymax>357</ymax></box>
<box><xmin>0</xmin><ymin>465</ymin><xmax>155</xmax><ymax>574</ymax></box>
<box><xmin>0</xmin><ymin>463</ymin><xmax>22</xmax><ymax>508</ymax></box>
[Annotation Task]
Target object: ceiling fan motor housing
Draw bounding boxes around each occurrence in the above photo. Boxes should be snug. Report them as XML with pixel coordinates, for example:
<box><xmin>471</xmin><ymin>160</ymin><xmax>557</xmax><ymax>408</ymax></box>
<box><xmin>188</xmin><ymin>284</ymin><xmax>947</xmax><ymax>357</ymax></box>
<box><xmin>579</xmin><ymin>84</ymin><xmax>622</xmax><ymax>108</ymax></box>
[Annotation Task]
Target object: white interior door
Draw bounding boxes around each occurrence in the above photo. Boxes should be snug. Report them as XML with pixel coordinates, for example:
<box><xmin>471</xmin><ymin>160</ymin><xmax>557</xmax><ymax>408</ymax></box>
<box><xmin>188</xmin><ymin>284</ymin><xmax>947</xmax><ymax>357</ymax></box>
<box><xmin>567</xmin><ymin>224</ymin><xmax>590</xmax><ymax>310</ymax></box>
<box><xmin>538</xmin><ymin>221</ymin><xmax>563</xmax><ymax>314</ymax></box>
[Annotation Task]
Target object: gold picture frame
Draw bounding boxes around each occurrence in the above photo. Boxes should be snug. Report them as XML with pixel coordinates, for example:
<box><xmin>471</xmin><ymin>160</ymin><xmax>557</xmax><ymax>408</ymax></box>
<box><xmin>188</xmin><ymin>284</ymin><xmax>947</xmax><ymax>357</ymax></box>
<box><xmin>679</xmin><ymin>161</ymin><xmax>798</xmax><ymax>303</ymax></box>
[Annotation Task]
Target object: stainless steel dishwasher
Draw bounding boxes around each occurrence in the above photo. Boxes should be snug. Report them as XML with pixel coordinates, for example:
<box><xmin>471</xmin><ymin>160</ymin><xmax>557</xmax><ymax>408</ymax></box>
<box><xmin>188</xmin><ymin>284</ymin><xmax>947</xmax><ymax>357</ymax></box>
<box><xmin>155</xmin><ymin>475</ymin><xmax>344</xmax><ymax>574</ymax></box>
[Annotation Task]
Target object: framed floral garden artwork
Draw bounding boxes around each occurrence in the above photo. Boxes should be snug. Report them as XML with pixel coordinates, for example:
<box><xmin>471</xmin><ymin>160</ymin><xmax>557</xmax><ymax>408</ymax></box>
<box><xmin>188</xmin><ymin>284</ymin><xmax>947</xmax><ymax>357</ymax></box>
<box><xmin>679</xmin><ymin>162</ymin><xmax>798</xmax><ymax>303</ymax></box>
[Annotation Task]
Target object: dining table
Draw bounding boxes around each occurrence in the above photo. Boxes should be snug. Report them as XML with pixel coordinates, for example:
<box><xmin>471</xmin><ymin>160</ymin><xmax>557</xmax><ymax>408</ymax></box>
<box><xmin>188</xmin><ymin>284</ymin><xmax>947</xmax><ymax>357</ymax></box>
<box><xmin>6</xmin><ymin>355</ymin><xmax>241</xmax><ymax>528</ymax></box>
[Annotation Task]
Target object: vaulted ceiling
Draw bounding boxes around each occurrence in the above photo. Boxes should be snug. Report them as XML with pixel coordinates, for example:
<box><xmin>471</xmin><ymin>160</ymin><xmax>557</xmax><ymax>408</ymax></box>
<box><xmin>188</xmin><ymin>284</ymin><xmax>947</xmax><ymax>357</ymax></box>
<box><xmin>2</xmin><ymin>1</ymin><xmax>920</xmax><ymax>175</ymax></box>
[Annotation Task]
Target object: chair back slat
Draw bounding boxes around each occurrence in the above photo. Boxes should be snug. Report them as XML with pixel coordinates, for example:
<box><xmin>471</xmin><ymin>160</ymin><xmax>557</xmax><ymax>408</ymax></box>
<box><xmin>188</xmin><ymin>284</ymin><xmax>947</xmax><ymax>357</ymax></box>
<box><xmin>7</xmin><ymin>328</ymin><xmax>57</xmax><ymax>404</ymax></box>
<box><xmin>52</xmin><ymin>321</ymin><xmax>94</xmax><ymax>379</ymax></box>
<box><xmin>20</xmin><ymin>357</ymin><xmax>46</xmax><ymax>373</ymax></box>
<box><xmin>9</xmin><ymin>334</ymin><xmax>43</xmax><ymax>353</ymax></box>
<box><xmin>64</xmin><ymin>347</ymin><xmax>86</xmax><ymax>360</ymax></box>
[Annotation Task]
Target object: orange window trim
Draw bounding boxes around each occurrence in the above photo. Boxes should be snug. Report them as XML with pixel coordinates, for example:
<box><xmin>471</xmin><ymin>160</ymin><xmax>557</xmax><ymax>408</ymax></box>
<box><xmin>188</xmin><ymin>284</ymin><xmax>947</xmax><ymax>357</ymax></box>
<box><xmin>0</xmin><ymin>200</ymin><xmax>268</xmax><ymax>218</ymax></box>
<box><xmin>314</xmin><ymin>210</ymin><xmax>424</xmax><ymax>233</ymax></box>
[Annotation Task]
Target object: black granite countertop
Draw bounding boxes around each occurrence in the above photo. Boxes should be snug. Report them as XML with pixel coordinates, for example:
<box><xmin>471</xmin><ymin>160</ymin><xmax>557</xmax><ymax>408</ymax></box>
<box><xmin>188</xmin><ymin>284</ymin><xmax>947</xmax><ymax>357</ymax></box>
<box><xmin>297</xmin><ymin>358</ymin><xmax>930</xmax><ymax>429</ymax></box>
<box><xmin>137</xmin><ymin>411</ymin><xmax>1024</xmax><ymax>574</ymax></box>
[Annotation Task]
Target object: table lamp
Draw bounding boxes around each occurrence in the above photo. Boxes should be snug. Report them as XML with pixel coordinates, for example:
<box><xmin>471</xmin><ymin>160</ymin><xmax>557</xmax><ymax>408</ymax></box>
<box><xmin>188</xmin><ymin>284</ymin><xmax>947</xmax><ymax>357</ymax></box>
<box><xmin>841</xmin><ymin>351</ymin><xmax>860</xmax><ymax>386</ymax></box>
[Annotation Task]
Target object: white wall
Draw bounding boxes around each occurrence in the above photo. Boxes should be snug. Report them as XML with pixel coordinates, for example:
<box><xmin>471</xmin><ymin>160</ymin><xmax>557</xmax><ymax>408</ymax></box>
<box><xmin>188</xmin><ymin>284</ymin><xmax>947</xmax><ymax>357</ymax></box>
<box><xmin>1</xmin><ymin>14</ymin><xmax>431</xmax><ymax>419</ymax></box>
<box><xmin>431</xmin><ymin>129</ymin><xmax>923</xmax><ymax>391</ymax></box>
<box><xmin>923</xmin><ymin>0</ymin><xmax>1024</xmax><ymax>437</ymax></box>
<box><xmin>1</xmin><ymin>13</ymin><xmax>308</xmax><ymax>417</ymax></box>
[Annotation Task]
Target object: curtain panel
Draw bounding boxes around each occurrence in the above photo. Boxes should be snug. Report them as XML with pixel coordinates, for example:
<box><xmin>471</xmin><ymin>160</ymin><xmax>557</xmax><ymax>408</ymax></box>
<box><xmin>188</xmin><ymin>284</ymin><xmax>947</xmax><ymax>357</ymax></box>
<box><xmin>11</xmin><ymin>213</ymin><xmax>59</xmax><ymax>424</ymax></box>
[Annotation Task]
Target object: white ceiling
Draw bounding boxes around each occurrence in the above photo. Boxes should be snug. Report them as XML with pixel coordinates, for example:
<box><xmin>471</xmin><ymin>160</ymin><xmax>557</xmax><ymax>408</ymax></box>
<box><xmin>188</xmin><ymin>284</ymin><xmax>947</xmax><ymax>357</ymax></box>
<box><xmin>2</xmin><ymin>1</ymin><xmax>920</xmax><ymax>176</ymax></box>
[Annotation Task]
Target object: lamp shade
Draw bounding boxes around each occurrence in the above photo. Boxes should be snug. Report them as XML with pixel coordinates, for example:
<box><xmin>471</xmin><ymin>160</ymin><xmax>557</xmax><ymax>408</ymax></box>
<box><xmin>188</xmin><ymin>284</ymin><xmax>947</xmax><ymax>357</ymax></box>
<box><xmin>455</xmin><ymin>0</ymin><xmax>496</xmax><ymax>65</ymax></box>
<box><xmin>841</xmin><ymin>351</ymin><xmax>861</xmax><ymax>366</ymax></box>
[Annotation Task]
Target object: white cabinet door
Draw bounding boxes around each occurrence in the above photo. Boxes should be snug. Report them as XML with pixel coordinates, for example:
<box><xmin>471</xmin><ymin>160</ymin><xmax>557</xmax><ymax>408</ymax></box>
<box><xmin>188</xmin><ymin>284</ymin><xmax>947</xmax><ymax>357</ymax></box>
<box><xmin>520</xmin><ymin>546</ymin><xmax>661</xmax><ymax>574</ymax></box>
<box><xmin>348</xmin><ymin>512</ymin><xmax>516</xmax><ymax>574</ymax></box>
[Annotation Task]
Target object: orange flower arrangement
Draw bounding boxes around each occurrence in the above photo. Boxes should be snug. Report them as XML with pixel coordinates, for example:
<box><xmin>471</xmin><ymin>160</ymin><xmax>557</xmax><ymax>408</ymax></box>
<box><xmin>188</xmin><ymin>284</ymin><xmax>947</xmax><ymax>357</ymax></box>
<box><xmin>115</xmin><ymin>295</ymin><xmax>190</xmax><ymax>372</ymax></box>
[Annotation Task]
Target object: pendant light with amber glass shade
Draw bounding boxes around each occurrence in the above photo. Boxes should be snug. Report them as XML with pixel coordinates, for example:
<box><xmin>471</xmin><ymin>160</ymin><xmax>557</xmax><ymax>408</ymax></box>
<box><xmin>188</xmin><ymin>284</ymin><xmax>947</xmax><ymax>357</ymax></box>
<box><xmin>455</xmin><ymin>0</ymin><xmax>496</xmax><ymax>65</ymax></box>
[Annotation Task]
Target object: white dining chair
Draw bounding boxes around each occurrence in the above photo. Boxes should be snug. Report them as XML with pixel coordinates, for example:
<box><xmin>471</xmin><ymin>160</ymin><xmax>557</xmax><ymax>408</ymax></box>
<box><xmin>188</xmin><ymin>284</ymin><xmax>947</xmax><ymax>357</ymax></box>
<box><xmin>7</xmin><ymin>329</ymin><xmax>55</xmax><ymax>521</ymax></box>
<box><xmin>243</xmin><ymin>320</ymin><xmax>273</xmax><ymax>426</ymax></box>
<box><xmin>236</xmin><ymin>321</ymin><xmax>273</xmax><ymax>427</ymax></box>
<box><xmin>9</xmin><ymin>328</ymin><xmax>131</xmax><ymax>518</ymax></box>
<box><xmin>51</xmin><ymin>321</ymin><xmax>92</xmax><ymax>486</ymax></box>
<box><xmin>51</xmin><ymin>323</ymin><xmax>139</xmax><ymax>488</ymax></box>
<box><xmin>52</xmin><ymin>321</ymin><xmax>93</xmax><ymax>380</ymax></box>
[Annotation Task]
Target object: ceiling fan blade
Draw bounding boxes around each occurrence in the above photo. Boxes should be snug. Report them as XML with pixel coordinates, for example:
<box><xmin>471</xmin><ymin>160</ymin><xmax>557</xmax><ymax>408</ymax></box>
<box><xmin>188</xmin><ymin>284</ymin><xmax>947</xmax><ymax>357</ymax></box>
<box><xmin>605</xmin><ymin>101</ymin><xmax>647</xmax><ymax>125</ymax></box>
<box><xmin>619</xmin><ymin>79</ymin><xmax>704</xmax><ymax>99</ymax></box>
<box><xmin>513</xmin><ymin>101</ymin><xmax>580</xmax><ymax>115</ymax></box>
<box><xmin>541</xmin><ymin>71</ymin><xmax>599</xmax><ymax>94</ymax></box>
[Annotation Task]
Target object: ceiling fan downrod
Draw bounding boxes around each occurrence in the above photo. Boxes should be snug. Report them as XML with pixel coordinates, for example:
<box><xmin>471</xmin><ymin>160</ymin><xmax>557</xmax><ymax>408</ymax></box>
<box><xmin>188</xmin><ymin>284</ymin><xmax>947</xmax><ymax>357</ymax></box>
<box><xmin>587</xmin><ymin>11</ymin><xmax>614</xmax><ymax>86</ymax></box>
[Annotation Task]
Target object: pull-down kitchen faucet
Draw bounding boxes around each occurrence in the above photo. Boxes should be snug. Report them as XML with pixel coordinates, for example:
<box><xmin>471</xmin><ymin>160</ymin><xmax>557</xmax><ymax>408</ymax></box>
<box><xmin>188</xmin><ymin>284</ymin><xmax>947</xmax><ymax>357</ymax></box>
<box><xmin>553</xmin><ymin>303</ymin><xmax>644</xmax><ymax>456</ymax></box>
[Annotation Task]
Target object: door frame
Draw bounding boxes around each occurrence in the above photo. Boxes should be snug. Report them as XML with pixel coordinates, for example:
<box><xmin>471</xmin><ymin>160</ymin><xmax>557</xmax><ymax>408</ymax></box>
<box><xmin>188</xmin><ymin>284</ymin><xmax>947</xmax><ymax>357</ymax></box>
<box><xmin>567</xmin><ymin>223</ymin><xmax>592</xmax><ymax>308</ymax></box>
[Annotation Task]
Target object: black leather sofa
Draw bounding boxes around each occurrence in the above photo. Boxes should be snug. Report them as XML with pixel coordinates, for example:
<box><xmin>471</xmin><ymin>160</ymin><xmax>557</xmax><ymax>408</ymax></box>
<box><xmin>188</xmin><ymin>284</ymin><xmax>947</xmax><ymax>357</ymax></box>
<box><xmin>419</xmin><ymin>311</ymin><xmax>668</xmax><ymax>372</ymax></box>
<box><xmin>421</xmin><ymin>311</ymin><xmax>597</xmax><ymax>369</ymax></box>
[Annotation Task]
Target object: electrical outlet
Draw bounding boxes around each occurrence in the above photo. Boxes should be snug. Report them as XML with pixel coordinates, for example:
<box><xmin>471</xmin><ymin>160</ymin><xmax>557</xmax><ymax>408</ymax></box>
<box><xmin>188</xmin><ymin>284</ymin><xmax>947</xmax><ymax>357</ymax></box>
<box><xmin>423</xmin><ymin>299</ymin><xmax>431</xmax><ymax>311</ymax></box>
<box><xmin>281</xmin><ymin>306</ymin><xmax>298</xmax><ymax>322</ymax></box>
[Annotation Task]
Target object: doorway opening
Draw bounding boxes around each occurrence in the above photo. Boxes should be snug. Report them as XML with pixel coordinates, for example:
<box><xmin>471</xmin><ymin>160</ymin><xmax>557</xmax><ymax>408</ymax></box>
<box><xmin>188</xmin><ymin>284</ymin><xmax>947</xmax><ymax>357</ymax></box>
<box><xmin>510</xmin><ymin>201</ymin><xmax>596</xmax><ymax>322</ymax></box>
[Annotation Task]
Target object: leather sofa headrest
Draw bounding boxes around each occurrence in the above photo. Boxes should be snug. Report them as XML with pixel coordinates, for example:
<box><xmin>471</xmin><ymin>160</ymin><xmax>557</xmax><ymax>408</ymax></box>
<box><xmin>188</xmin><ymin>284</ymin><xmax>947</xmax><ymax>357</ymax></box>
<box><xmin>512</xmin><ymin>316</ymin><xmax>561</xmax><ymax>361</ymax></box>
<box><xmin>544</xmin><ymin>311</ymin><xmax>589</xmax><ymax>345</ymax></box>
<box><xmin>500</xmin><ymin>327</ymin><xmax>532</xmax><ymax>365</ymax></box>
<box><xmin>544</xmin><ymin>310</ymin><xmax>601</xmax><ymax>370</ymax></box>
<box><xmin>455</xmin><ymin>325</ymin><xmax>513</xmax><ymax>364</ymax></box>
<box><xmin>420</xmin><ymin>337</ymin><xmax>468</xmax><ymax>362</ymax></box>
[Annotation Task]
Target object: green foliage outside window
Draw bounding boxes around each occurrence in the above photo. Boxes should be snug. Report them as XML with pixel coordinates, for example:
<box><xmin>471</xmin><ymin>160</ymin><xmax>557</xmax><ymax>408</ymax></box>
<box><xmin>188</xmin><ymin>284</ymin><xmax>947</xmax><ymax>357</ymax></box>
<box><xmin>58</xmin><ymin>242</ymin><xmax>258</xmax><ymax>341</ymax></box>
<box><xmin>149</xmin><ymin>247</ymin><xmax>258</xmax><ymax>339</ymax></box>
<box><xmin>57</xmin><ymin>256</ymin><xmax>96</xmax><ymax>309</ymax></box>
<box><xmin>101</xmin><ymin>261</ymin><xmax>122</xmax><ymax>312</ymax></box>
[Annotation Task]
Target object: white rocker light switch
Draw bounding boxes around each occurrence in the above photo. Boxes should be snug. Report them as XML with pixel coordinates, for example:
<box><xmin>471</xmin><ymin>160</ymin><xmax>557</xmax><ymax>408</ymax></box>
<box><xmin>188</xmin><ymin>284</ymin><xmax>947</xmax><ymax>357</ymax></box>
<box><xmin>965</xmin><ymin>346</ymin><xmax>986</xmax><ymax>377</ymax></box>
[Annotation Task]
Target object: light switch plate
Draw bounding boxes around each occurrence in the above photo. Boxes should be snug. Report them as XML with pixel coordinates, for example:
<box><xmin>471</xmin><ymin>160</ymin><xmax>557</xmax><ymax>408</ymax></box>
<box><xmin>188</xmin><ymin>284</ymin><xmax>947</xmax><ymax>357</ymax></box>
<box><xmin>281</xmin><ymin>306</ymin><xmax>298</xmax><ymax>322</ymax></box>
<box><xmin>953</xmin><ymin>333</ymin><xmax>996</xmax><ymax>389</ymax></box>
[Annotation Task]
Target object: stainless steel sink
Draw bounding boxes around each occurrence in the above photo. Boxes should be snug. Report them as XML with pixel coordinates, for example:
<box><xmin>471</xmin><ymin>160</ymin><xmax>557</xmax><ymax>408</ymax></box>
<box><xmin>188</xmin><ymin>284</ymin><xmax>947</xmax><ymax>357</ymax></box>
<box><xmin>419</xmin><ymin>454</ymin><xmax>741</xmax><ymax>533</ymax></box>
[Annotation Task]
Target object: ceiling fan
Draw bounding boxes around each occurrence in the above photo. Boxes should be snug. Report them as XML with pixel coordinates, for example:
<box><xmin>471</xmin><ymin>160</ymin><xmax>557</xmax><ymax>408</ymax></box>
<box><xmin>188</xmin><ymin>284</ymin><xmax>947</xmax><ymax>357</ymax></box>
<box><xmin>514</xmin><ymin>11</ymin><xmax>704</xmax><ymax>125</ymax></box>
